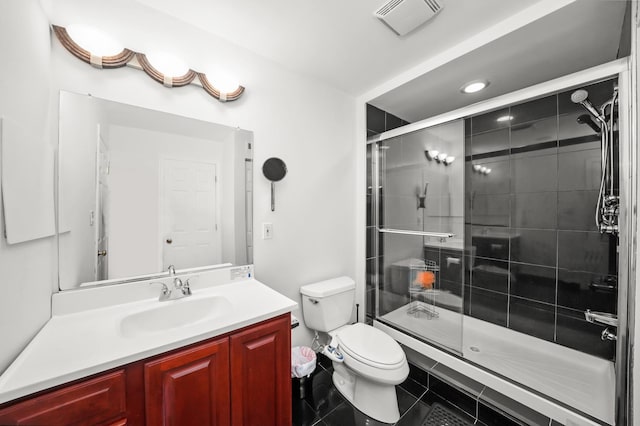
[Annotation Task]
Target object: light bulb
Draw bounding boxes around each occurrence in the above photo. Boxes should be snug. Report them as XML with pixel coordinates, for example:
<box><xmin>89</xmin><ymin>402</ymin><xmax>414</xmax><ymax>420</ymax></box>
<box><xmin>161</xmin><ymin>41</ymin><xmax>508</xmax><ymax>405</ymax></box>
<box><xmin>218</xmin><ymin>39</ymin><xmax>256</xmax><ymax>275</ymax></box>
<box><xmin>66</xmin><ymin>24</ymin><xmax>123</xmax><ymax>57</ymax></box>
<box><xmin>205</xmin><ymin>67</ymin><xmax>241</xmax><ymax>93</ymax></box>
<box><xmin>485</xmin><ymin>168</ymin><xmax>492</xmax><ymax>174</ymax></box>
<box><xmin>146</xmin><ymin>51</ymin><xmax>190</xmax><ymax>77</ymax></box>
<box><xmin>461</xmin><ymin>80</ymin><xmax>489</xmax><ymax>94</ymax></box>
<box><xmin>480</xmin><ymin>166</ymin><xmax>488</xmax><ymax>173</ymax></box>
<box><xmin>473</xmin><ymin>164</ymin><xmax>481</xmax><ymax>172</ymax></box>
<box><xmin>437</xmin><ymin>153</ymin><xmax>448</xmax><ymax>162</ymax></box>
<box><xmin>444</xmin><ymin>156</ymin><xmax>455</xmax><ymax>165</ymax></box>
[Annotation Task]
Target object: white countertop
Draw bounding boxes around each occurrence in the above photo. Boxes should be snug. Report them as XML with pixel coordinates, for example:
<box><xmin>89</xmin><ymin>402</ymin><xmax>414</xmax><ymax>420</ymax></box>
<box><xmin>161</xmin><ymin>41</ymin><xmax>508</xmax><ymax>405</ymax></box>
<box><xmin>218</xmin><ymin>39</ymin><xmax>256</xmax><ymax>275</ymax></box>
<box><xmin>0</xmin><ymin>270</ymin><xmax>297</xmax><ymax>404</ymax></box>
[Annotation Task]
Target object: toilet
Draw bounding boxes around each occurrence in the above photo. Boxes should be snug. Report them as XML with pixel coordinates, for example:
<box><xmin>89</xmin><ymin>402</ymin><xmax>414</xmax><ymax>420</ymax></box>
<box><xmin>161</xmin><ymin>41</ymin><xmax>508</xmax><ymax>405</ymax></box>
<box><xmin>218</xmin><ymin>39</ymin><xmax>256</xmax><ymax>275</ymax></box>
<box><xmin>300</xmin><ymin>277</ymin><xmax>409</xmax><ymax>424</ymax></box>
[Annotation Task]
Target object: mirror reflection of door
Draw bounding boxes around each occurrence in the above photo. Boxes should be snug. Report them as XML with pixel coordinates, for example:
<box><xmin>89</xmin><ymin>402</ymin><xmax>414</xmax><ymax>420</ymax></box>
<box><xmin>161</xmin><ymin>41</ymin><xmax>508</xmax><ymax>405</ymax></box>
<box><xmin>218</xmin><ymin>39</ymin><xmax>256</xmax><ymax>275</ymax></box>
<box><xmin>95</xmin><ymin>126</ymin><xmax>109</xmax><ymax>281</ymax></box>
<box><xmin>161</xmin><ymin>158</ymin><xmax>221</xmax><ymax>270</ymax></box>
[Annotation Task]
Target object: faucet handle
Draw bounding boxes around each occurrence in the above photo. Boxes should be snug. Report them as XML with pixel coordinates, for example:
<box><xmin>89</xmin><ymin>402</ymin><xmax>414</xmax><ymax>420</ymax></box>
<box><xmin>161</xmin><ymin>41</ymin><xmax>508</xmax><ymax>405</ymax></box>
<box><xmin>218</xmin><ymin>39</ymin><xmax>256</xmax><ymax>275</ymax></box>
<box><xmin>150</xmin><ymin>282</ymin><xmax>170</xmax><ymax>300</ymax></box>
<box><xmin>182</xmin><ymin>278</ymin><xmax>193</xmax><ymax>296</ymax></box>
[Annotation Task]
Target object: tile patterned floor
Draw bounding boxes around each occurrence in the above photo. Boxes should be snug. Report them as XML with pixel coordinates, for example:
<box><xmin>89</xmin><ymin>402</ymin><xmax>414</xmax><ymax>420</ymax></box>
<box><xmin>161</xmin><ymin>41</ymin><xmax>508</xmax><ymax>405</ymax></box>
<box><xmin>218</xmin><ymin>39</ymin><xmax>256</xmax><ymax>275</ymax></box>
<box><xmin>292</xmin><ymin>354</ymin><xmax>520</xmax><ymax>426</ymax></box>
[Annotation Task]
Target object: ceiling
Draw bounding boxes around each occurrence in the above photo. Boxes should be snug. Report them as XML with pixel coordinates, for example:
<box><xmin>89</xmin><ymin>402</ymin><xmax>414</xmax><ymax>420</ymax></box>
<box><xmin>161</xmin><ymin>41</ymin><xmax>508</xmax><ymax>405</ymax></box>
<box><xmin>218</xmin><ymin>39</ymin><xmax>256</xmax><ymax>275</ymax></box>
<box><xmin>371</xmin><ymin>0</ymin><xmax>628</xmax><ymax>123</ymax></box>
<box><xmin>48</xmin><ymin>0</ymin><xmax>628</xmax><ymax>124</ymax></box>
<box><xmin>132</xmin><ymin>0</ymin><xmax>542</xmax><ymax>96</ymax></box>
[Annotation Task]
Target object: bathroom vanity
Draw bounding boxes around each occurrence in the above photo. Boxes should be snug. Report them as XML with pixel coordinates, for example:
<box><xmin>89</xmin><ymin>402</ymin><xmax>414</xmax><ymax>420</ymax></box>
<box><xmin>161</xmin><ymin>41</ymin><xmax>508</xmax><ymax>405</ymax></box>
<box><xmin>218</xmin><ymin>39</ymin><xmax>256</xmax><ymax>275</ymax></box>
<box><xmin>0</xmin><ymin>266</ymin><xmax>296</xmax><ymax>426</ymax></box>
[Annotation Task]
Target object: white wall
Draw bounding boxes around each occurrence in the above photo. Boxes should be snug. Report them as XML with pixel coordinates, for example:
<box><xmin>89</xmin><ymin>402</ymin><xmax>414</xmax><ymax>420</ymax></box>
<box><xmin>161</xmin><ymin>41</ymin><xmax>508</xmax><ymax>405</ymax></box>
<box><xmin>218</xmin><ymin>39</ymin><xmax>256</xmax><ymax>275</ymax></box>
<box><xmin>0</xmin><ymin>0</ymin><xmax>56</xmax><ymax>373</ymax></box>
<box><xmin>45</xmin><ymin>2</ymin><xmax>357</xmax><ymax>351</ymax></box>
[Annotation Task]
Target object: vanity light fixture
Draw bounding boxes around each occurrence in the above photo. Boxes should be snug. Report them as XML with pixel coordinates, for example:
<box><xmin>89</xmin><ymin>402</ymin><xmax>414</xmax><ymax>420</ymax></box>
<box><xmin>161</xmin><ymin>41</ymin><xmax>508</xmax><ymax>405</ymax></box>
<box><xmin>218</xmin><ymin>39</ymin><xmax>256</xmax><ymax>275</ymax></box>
<box><xmin>52</xmin><ymin>24</ymin><xmax>245</xmax><ymax>102</ymax></box>
<box><xmin>461</xmin><ymin>80</ymin><xmax>489</xmax><ymax>94</ymax></box>
<box><xmin>53</xmin><ymin>25</ymin><xmax>134</xmax><ymax>68</ymax></box>
<box><xmin>425</xmin><ymin>150</ymin><xmax>439</xmax><ymax>160</ymax></box>
<box><xmin>425</xmin><ymin>150</ymin><xmax>454</xmax><ymax>166</ymax></box>
<box><xmin>473</xmin><ymin>164</ymin><xmax>491</xmax><ymax>175</ymax></box>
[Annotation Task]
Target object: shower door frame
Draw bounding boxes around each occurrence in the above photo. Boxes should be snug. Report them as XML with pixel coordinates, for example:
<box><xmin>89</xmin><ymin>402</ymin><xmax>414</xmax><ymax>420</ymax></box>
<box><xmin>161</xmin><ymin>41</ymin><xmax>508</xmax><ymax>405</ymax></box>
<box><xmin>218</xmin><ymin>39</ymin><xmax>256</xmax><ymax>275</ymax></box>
<box><xmin>368</xmin><ymin>57</ymin><xmax>634</xmax><ymax>425</ymax></box>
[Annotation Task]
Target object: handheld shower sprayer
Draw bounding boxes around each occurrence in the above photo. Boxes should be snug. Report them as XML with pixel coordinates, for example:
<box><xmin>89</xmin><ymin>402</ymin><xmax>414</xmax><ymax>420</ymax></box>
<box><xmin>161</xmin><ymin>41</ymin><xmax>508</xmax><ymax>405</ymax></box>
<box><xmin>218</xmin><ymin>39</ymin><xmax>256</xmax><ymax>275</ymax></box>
<box><xmin>571</xmin><ymin>89</ymin><xmax>606</xmax><ymax>125</ymax></box>
<box><xmin>571</xmin><ymin>86</ymin><xmax>619</xmax><ymax>235</ymax></box>
<box><xmin>417</xmin><ymin>183</ymin><xmax>428</xmax><ymax>209</ymax></box>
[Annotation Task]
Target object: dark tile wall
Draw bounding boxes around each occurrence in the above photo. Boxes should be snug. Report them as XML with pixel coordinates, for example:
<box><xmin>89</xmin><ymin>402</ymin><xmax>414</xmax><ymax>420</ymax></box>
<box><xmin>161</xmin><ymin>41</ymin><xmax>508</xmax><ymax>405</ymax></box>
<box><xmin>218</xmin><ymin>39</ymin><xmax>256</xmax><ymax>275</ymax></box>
<box><xmin>465</xmin><ymin>78</ymin><xmax>618</xmax><ymax>360</ymax></box>
<box><xmin>366</xmin><ymin>104</ymin><xmax>409</xmax><ymax>320</ymax></box>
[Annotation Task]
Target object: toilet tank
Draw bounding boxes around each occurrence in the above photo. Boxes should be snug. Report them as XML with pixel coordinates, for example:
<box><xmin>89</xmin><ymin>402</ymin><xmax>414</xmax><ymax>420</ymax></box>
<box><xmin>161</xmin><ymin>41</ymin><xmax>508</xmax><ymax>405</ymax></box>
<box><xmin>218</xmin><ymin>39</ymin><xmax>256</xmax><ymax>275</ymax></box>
<box><xmin>300</xmin><ymin>277</ymin><xmax>355</xmax><ymax>333</ymax></box>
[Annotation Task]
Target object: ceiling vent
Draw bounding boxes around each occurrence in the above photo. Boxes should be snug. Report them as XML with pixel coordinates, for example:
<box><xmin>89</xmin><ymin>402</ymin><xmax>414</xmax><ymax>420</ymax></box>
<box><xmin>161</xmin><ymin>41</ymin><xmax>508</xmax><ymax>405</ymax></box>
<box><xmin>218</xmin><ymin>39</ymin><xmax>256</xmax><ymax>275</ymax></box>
<box><xmin>375</xmin><ymin>0</ymin><xmax>443</xmax><ymax>36</ymax></box>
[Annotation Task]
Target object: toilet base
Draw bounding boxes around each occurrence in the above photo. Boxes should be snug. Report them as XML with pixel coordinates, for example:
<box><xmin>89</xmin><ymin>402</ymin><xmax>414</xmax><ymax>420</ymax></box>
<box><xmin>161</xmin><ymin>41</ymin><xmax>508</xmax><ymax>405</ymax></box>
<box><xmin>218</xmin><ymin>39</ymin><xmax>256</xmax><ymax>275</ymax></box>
<box><xmin>332</xmin><ymin>363</ymin><xmax>400</xmax><ymax>424</ymax></box>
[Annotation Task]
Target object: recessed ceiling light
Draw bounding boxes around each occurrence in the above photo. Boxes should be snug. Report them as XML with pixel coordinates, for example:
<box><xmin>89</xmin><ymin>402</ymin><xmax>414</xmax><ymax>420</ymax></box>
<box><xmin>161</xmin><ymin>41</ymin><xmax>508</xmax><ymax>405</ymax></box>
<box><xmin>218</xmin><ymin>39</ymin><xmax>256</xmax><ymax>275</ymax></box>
<box><xmin>496</xmin><ymin>115</ymin><xmax>514</xmax><ymax>122</ymax></box>
<box><xmin>461</xmin><ymin>80</ymin><xmax>489</xmax><ymax>94</ymax></box>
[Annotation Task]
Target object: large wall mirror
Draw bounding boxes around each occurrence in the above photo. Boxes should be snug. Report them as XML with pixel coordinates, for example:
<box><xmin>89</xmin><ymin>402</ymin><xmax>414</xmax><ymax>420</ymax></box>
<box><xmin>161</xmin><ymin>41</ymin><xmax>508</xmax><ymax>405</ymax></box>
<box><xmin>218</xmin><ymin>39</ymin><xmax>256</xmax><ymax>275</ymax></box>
<box><xmin>58</xmin><ymin>91</ymin><xmax>253</xmax><ymax>290</ymax></box>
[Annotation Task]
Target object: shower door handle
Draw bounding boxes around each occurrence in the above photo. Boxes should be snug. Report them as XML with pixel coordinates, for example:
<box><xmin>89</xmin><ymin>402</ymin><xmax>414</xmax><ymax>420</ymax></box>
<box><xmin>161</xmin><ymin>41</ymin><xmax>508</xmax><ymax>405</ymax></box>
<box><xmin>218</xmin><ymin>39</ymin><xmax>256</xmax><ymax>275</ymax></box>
<box><xmin>585</xmin><ymin>310</ymin><xmax>618</xmax><ymax>327</ymax></box>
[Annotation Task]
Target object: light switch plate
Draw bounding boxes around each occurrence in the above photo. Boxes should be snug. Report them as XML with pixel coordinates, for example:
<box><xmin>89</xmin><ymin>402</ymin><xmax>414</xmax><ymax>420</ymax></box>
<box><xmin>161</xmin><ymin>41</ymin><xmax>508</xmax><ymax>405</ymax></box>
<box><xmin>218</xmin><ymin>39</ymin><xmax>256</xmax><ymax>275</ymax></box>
<box><xmin>262</xmin><ymin>223</ymin><xmax>273</xmax><ymax>239</ymax></box>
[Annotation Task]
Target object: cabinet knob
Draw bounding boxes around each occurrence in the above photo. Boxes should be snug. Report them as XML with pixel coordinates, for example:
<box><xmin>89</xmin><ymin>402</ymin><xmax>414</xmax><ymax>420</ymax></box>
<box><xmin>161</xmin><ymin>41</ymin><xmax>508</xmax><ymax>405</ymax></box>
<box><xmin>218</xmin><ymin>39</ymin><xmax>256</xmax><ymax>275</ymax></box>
<box><xmin>166</xmin><ymin>238</ymin><xmax>173</xmax><ymax>244</ymax></box>
<box><xmin>97</xmin><ymin>250</ymin><xmax>107</xmax><ymax>257</ymax></box>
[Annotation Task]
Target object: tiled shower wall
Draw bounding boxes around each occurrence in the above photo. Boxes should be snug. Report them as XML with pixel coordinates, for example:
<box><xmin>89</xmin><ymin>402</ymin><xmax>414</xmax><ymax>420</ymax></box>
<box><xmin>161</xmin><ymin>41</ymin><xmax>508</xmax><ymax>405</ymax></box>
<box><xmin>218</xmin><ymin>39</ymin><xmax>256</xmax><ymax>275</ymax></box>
<box><xmin>464</xmin><ymin>79</ymin><xmax>618</xmax><ymax>360</ymax></box>
<box><xmin>366</xmin><ymin>79</ymin><xmax>618</xmax><ymax>360</ymax></box>
<box><xmin>366</xmin><ymin>104</ymin><xmax>408</xmax><ymax>320</ymax></box>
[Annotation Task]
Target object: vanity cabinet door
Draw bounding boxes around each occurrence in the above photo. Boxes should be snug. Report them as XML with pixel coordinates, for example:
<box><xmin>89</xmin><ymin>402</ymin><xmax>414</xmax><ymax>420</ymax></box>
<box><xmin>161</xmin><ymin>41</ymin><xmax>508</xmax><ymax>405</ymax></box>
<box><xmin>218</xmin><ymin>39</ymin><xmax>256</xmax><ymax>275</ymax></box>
<box><xmin>0</xmin><ymin>369</ymin><xmax>127</xmax><ymax>426</ymax></box>
<box><xmin>230</xmin><ymin>314</ymin><xmax>291</xmax><ymax>426</ymax></box>
<box><xmin>144</xmin><ymin>337</ymin><xmax>230</xmax><ymax>426</ymax></box>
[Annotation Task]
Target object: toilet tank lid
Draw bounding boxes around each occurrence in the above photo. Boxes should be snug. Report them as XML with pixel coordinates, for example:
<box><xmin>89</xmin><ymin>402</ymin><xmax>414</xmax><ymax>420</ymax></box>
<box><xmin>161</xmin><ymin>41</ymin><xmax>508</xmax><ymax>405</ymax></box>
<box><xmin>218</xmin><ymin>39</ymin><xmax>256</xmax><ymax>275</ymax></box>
<box><xmin>300</xmin><ymin>276</ymin><xmax>355</xmax><ymax>298</ymax></box>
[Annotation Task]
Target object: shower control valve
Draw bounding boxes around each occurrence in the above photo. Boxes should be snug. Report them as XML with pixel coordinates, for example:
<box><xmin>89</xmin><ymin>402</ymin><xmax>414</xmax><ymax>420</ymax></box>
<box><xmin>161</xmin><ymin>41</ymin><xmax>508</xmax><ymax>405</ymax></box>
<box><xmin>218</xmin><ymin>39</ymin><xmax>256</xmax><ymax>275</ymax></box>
<box><xmin>601</xmin><ymin>328</ymin><xmax>617</xmax><ymax>341</ymax></box>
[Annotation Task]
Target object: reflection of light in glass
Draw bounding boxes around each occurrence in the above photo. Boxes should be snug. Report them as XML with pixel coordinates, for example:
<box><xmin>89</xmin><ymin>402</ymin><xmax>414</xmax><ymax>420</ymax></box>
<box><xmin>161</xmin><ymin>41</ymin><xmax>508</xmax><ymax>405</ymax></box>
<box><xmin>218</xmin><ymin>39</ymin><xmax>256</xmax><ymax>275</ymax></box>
<box><xmin>461</xmin><ymin>80</ymin><xmax>489</xmax><ymax>94</ymax></box>
<box><xmin>496</xmin><ymin>115</ymin><xmax>514</xmax><ymax>122</ymax></box>
<box><xmin>437</xmin><ymin>153</ymin><xmax>448</xmax><ymax>162</ymax></box>
<box><xmin>66</xmin><ymin>24</ymin><xmax>123</xmax><ymax>57</ymax></box>
<box><xmin>146</xmin><ymin>51</ymin><xmax>190</xmax><ymax>77</ymax></box>
<box><xmin>444</xmin><ymin>156</ymin><xmax>455</xmax><ymax>165</ymax></box>
<box><xmin>473</xmin><ymin>164</ymin><xmax>481</xmax><ymax>171</ymax></box>
<box><xmin>426</xmin><ymin>150</ymin><xmax>439</xmax><ymax>160</ymax></box>
<box><xmin>485</xmin><ymin>168</ymin><xmax>491</xmax><ymax>174</ymax></box>
<box><xmin>480</xmin><ymin>166</ymin><xmax>488</xmax><ymax>173</ymax></box>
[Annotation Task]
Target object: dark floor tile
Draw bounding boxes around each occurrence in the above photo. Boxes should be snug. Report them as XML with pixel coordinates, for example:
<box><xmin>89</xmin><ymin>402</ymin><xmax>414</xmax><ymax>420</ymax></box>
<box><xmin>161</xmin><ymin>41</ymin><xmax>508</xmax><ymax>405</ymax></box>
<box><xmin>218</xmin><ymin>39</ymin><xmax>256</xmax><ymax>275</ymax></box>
<box><xmin>477</xmin><ymin>402</ymin><xmax>521</xmax><ymax>426</ymax></box>
<box><xmin>556</xmin><ymin>307</ymin><xmax>615</xmax><ymax>360</ymax></box>
<box><xmin>396</xmin><ymin>400</ymin><xmax>431</xmax><ymax>426</ymax></box>
<box><xmin>469</xmin><ymin>288</ymin><xmax>508</xmax><ymax>327</ymax></box>
<box><xmin>319</xmin><ymin>401</ymin><xmax>382</xmax><ymax>426</ymax></box>
<box><xmin>480</xmin><ymin>387</ymin><xmax>550</xmax><ymax>426</ymax></box>
<box><xmin>427</xmin><ymin>374</ymin><xmax>477</xmax><ymax>419</ymax></box>
<box><xmin>397</xmin><ymin>385</ymin><xmax>419</xmax><ymax>416</ymax></box>
<box><xmin>304</xmin><ymin>369</ymin><xmax>345</xmax><ymax>417</ymax></box>
<box><xmin>510</xmin><ymin>262</ymin><xmax>556</xmax><ymax>304</ymax></box>
<box><xmin>508</xmin><ymin>297</ymin><xmax>555</xmax><ymax>341</ymax></box>
<box><xmin>292</xmin><ymin>398</ymin><xmax>320</xmax><ymax>426</ymax></box>
<box><xmin>400</xmin><ymin>377</ymin><xmax>428</xmax><ymax>398</ymax></box>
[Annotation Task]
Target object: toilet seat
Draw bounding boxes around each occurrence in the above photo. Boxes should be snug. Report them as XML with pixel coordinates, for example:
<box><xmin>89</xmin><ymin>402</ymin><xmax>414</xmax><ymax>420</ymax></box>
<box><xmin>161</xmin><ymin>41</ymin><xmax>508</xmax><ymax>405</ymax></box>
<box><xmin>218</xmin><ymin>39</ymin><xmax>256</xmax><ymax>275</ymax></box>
<box><xmin>335</xmin><ymin>324</ymin><xmax>407</xmax><ymax>370</ymax></box>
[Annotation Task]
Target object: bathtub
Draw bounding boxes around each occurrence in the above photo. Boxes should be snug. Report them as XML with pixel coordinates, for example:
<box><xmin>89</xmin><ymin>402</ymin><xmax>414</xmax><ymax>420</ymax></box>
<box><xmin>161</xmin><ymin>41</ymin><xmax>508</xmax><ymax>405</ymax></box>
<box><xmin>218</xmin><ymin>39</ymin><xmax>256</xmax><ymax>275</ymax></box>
<box><xmin>378</xmin><ymin>303</ymin><xmax>615</xmax><ymax>425</ymax></box>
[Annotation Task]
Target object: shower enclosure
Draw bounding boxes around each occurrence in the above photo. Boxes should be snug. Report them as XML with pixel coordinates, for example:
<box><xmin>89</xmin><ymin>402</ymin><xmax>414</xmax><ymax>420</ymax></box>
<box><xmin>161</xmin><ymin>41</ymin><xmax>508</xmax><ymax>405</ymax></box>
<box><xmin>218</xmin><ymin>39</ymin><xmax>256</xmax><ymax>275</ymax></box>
<box><xmin>367</xmin><ymin>62</ymin><xmax>631</xmax><ymax>426</ymax></box>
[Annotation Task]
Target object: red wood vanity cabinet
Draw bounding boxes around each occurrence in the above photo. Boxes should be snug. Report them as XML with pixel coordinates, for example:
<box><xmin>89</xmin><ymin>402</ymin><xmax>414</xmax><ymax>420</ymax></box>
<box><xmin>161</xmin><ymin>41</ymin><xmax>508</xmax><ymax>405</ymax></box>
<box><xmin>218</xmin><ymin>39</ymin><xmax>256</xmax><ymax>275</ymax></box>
<box><xmin>0</xmin><ymin>314</ymin><xmax>291</xmax><ymax>426</ymax></box>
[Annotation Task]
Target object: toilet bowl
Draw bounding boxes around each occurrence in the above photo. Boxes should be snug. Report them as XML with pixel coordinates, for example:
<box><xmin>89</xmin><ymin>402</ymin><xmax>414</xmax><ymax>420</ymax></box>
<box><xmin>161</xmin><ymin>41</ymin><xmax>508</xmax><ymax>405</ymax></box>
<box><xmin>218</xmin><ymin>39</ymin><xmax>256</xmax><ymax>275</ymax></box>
<box><xmin>330</xmin><ymin>323</ymin><xmax>409</xmax><ymax>423</ymax></box>
<box><xmin>300</xmin><ymin>277</ymin><xmax>409</xmax><ymax>423</ymax></box>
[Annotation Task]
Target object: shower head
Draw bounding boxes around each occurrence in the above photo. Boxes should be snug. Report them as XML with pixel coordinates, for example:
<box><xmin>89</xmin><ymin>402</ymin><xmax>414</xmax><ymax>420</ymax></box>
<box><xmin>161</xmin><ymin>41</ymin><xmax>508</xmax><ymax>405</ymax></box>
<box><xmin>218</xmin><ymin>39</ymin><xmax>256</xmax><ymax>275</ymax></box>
<box><xmin>571</xmin><ymin>88</ymin><xmax>606</xmax><ymax>125</ymax></box>
<box><xmin>577</xmin><ymin>114</ymin><xmax>601</xmax><ymax>133</ymax></box>
<box><xmin>571</xmin><ymin>89</ymin><xmax>589</xmax><ymax>104</ymax></box>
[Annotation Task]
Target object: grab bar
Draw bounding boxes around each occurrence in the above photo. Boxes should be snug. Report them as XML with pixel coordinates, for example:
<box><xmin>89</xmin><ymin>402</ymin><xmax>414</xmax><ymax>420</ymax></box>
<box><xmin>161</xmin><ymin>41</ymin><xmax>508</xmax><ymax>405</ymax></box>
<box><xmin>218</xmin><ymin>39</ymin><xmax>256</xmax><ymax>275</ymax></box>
<box><xmin>377</xmin><ymin>228</ymin><xmax>455</xmax><ymax>239</ymax></box>
<box><xmin>585</xmin><ymin>310</ymin><xmax>618</xmax><ymax>327</ymax></box>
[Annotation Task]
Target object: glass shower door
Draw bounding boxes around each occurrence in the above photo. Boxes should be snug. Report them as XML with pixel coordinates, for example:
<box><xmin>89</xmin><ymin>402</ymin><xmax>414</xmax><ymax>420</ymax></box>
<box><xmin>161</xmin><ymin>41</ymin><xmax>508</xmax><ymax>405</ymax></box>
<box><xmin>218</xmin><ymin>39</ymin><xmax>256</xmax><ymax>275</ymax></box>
<box><xmin>375</xmin><ymin>119</ymin><xmax>465</xmax><ymax>354</ymax></box>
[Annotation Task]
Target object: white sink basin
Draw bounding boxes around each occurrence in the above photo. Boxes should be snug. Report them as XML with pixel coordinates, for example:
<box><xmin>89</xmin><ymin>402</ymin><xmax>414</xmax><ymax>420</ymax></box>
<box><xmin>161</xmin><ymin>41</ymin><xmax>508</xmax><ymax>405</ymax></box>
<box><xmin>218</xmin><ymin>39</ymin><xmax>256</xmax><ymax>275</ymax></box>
<box><xmin>119</xmin><ymin>295</ymin><xmax>232</xmax><ymax>338</ymax></box>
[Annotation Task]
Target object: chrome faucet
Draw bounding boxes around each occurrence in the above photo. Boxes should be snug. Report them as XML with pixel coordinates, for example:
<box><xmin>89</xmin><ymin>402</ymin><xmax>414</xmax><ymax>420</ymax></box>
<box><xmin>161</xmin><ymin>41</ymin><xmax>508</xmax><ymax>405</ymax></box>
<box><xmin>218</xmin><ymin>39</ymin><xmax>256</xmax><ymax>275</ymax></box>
<box><xmin>151</xmin><ymin>265</ymin><xmax>192</xmax><ymax>301</ymax></box>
